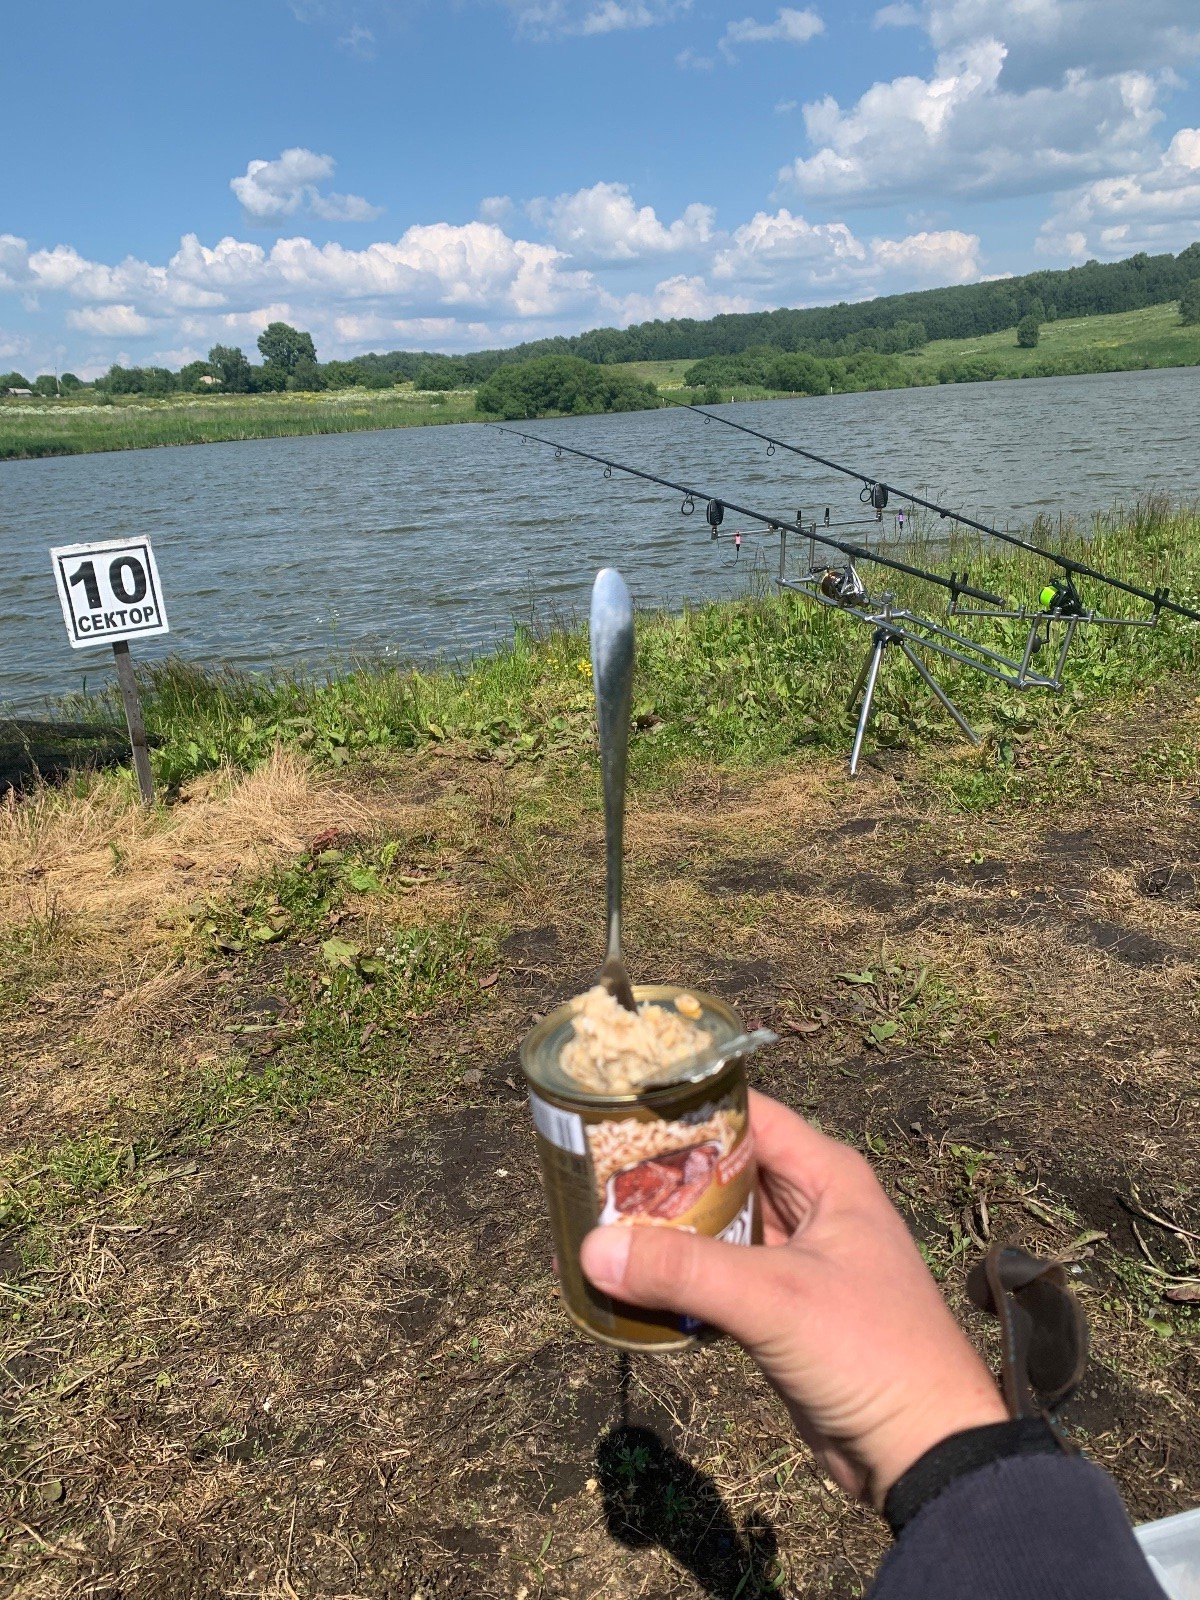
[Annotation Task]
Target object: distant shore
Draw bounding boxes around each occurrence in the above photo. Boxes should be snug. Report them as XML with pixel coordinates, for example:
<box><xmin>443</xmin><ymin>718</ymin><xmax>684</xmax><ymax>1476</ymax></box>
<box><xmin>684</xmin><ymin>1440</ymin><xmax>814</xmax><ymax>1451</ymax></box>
<box><xmin>3</xmin><ymin>302</ymin><xmax>1197</xmax><ymax>463</ymax></box>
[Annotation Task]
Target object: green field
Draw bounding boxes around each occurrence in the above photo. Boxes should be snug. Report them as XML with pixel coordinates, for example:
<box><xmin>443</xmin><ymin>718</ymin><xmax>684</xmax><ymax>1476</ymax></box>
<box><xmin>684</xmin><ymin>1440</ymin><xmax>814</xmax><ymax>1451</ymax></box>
<box><xmin>0</xmin><ymin>385</ymin><xmax>477</xmax><ymax>461</ymax></box>
<box><xmin>608</xmin><ymin>358</ymin><xmax>698</xmax><ymax>388</ymax></box>
<box><xmin>899</xmin><ymin>300</ymin><xmax>1200</xmax><ymax>378</ymax></box>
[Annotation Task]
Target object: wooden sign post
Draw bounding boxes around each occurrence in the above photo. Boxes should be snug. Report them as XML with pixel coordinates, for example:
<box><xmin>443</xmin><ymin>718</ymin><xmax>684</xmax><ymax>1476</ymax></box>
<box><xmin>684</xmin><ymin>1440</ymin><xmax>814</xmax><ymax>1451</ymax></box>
<box><xmin>50</xmin><ymin>537</ymin><xmax>170</xmax><ymax>806</ymax></box>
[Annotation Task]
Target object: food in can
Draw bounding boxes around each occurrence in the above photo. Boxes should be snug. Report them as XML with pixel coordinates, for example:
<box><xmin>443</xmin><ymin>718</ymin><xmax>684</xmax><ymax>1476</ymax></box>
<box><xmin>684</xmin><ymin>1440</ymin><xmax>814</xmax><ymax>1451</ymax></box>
<box><xmin>521</xmin><ymin>984</ymin><xmax>770</xmax><ymax>1352</ymax></box>
<box><xmin>559</xmin><ymin>983</ymin><xmax>712</xmax><ymax>1094</ymax></box>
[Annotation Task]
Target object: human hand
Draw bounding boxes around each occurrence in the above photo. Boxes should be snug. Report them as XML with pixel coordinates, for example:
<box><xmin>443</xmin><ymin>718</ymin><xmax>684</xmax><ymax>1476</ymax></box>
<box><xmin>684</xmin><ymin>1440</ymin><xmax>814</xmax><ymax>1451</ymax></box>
<box><xmin>580</xmin><ymin>1089</ymin><xmax>1007</xmax><ymax>1508</ymax></box>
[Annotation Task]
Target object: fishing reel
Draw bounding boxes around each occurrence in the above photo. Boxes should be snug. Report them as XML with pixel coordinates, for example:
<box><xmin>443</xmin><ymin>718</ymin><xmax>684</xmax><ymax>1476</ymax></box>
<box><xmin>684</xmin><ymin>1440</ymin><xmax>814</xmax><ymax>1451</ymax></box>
<box><xmin>819</xmin><ymin>564</ymin><xmax>868</xmax><ymax>606</ymax></box>
<box><xmin>1039</xmin><ymin>576</ymin><xmax>1085</xmax><ymax>617</ymax></box>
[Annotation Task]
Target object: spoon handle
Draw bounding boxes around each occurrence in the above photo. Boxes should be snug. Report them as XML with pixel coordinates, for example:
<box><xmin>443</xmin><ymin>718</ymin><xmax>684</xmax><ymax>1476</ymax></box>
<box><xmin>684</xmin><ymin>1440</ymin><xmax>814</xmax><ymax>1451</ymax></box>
<box><xmin>590</xmin><ymin>568</ymin><xmax>635</xmax><ymax>971</ymax></box>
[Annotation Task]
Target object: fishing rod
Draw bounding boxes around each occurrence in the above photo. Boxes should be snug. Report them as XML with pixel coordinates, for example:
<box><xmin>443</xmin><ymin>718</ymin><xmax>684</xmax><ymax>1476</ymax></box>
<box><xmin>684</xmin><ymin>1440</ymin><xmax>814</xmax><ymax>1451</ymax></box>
<box><xmin>496</xmin><ymin>425</ymin><xmax>1005</xmax><ymax>608</ymax></box>
<box><xmin>668</xmin><ymin>400</ymin><xmax>1200</xmax><ymax>624</ymax></box>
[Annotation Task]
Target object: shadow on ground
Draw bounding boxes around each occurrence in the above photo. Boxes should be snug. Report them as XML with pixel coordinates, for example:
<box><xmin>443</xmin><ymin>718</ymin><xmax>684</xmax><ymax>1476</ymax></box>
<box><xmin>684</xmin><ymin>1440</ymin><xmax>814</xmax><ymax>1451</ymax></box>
<box><xmin>598</xmin><ymin>1424</ymin><xmax>781</xmax><ymax>1598</ymax></box>
<box><xmin>0</xmin><ymin>717</ymin><xmax>130</xmax><ymax>792</ymax></box>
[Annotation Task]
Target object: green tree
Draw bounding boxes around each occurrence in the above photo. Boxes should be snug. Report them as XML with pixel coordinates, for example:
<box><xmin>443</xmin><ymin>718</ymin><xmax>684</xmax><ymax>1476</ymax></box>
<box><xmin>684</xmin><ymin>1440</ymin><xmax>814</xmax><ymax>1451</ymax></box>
<box><xmin>414</xmin><ymin>357</ymin><xmax>467</xmax><ymax>391</ymax></box>
<box><xmin>1180</xmin><ymin>278</ymin><xmax>1200</xmax><ymax>325</ymax></box>
<box><xmin>179</xmin><ymin>360</ymin><xmax>214</xmax><ymax>391</ymax></box>
<box><xmin>1016</xmin><ymin>314</ymin><xmax>1041</xmax><ymax>348</ymax></box>
<box><xmin>33</xmin><ymin>374</ymin><xmax>59</xmax><ymax>396</ymax></box>
<box><xmin>254</xmin><ymin>362</ymin><xmax>289</xmax><ymax>393</ymax></box>
<box><xmin>475</xmin><ymin>355</ymin><xmax>655</xmax><ymax>420</ymax></box>
<box><xmin>59</xmin><ymin>372</ymin><xmax>83</xmax><ymax>391</ymax></box>
<box><xmin>208</xmin><ymin>344</ymin><xmax>252</xmax><ymax>392</ymax></box>
<box><xmin>1</xmin><ymin>371</ymin><xmax>31</xmax><ymax>391</ymax></box>
<box><xmin>767</xmin><ymin>353</ymin><xmax>829</xmax><ymax>394</ymax></box>
<box><xmin>289</xmin><ymin>355</ymin><xmax>326</xmax><ymax>391</ymax></box>
<box><xmin>256</xmin><ymin>321</ymin><xmax>317</xmax><ymax>373</ymax></box>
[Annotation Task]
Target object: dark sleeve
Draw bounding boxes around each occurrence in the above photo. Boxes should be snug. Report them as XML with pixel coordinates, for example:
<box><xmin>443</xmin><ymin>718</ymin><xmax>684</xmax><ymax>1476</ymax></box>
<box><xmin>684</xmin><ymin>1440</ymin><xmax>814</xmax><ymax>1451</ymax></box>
<box><xmin>868</xmin><ymin>1454</ymin><xmax>1168</xmax><ymax>1600</ymax></box>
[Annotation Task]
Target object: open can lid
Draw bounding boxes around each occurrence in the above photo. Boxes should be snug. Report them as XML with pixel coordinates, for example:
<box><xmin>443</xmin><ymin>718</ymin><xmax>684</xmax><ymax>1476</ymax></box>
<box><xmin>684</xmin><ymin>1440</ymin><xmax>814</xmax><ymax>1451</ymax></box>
<box><xmin>520</xmin><ymin>984</ymin><xmax>747</xmax><ymax>1107</ymax></box>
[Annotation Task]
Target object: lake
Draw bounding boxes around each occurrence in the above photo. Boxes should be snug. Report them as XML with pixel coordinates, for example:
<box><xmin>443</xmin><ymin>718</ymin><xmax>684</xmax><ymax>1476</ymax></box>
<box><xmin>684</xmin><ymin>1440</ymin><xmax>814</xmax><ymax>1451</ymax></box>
<box><xmin>2</xmin><ymin>365</ymin><xmax>1197</xmax><ymax>715</ymax></box>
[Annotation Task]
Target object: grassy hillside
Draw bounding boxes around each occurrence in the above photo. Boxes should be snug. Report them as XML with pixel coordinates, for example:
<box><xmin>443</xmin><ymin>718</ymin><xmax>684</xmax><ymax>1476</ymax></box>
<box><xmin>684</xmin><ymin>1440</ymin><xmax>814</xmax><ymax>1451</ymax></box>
<box><xmin>899</xmin><ymin>300</ymin><xmax>1200</xmax><ymax>378</ymax></box>
<box><xmin>604</xmin><ymin>304</ymin><xmax>1200</xmax><ymax>399</ymax></box>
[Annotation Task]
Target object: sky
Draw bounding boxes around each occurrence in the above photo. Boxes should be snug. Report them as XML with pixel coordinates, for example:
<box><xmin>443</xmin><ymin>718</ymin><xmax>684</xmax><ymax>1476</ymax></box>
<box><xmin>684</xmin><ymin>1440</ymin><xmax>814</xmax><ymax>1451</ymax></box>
<box><xmin>1</xmin><ymin>0</ymin><xmax>1199</xmax><ymax>379</ymax></box>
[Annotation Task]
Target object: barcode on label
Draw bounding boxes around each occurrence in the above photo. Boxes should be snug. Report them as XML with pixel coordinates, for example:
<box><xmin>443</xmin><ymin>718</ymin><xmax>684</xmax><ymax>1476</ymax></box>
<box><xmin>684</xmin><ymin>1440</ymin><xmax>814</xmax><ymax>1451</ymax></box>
<box><xmin>529</xmin><ymin>1092</ymin><xmax>587</xmax><ymax>1156</ymax></box>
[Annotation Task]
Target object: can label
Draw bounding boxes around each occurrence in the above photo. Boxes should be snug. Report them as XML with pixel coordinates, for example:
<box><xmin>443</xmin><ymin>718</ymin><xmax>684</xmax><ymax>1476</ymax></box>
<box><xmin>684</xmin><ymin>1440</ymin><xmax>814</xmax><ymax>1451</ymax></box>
<box><xmin>529</xmin><ymin>1077</ymin><xmax>758</xmax><ymax>1350</ymax></box>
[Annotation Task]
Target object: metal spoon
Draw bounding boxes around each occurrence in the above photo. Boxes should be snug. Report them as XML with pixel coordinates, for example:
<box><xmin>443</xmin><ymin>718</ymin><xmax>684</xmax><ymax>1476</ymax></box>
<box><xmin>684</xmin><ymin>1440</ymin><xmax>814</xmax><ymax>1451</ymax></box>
<box><xmin>590</xmin><ymin>567</ymin><xmax>637</xmax><ymax>1013</ymax></box>
<box><xmin>638</xmin><ymin>1028</ymin><xmax>779</xmax><ymax>1091</ymax></box>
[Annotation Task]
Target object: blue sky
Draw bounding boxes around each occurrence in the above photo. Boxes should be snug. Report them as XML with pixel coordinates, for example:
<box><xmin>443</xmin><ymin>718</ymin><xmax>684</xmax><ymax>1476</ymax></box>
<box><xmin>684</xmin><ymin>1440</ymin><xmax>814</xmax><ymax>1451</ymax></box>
<box><xmin>2</xmin><ymin>0</ymin><xmax>1198</xmax><ymax>378</ymax></box>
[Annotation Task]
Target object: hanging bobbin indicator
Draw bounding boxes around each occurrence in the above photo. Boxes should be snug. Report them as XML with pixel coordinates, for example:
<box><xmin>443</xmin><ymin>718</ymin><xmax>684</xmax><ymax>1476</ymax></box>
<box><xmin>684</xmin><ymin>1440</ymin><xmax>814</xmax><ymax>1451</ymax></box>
<box><xmin>707</xmin><ymin>498</ymin><xmax>725</xmax><ymax>540</ymax></box>
<box><xmin>863</xmin><ymin>482</ymin><xmax>890</xmax><ymax>522</ymax></box>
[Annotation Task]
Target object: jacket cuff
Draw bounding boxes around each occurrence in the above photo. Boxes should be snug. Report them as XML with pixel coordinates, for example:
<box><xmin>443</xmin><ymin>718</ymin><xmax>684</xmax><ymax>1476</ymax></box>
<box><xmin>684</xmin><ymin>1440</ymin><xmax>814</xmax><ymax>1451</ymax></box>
<box><xmin>884</xmin><ymin>1416</ymin><xmax>1065</xmax><ymax>1537</ymax></box>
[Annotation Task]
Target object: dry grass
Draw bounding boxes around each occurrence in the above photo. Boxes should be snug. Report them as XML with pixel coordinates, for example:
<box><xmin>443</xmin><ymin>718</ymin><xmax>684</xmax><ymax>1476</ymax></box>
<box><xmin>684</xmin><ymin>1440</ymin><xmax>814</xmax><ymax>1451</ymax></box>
<box><xmin>2</xmin><ymin>685</ymin><xmax>1199</xmax><ymax>1599</ymax></box>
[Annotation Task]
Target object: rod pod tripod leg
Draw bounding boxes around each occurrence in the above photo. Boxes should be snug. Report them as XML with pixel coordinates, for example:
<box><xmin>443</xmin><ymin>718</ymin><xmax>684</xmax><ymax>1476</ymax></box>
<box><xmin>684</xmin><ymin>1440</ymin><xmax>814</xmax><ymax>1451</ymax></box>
<box><xmin>848</xmin><ymin>628</ymin><xmax>889</xmax><ymax>777</ymax></box>
<box><xmin>846</xmin><ymin>627</ymin><xmax>983</xmax><ymax>777</ymax></box>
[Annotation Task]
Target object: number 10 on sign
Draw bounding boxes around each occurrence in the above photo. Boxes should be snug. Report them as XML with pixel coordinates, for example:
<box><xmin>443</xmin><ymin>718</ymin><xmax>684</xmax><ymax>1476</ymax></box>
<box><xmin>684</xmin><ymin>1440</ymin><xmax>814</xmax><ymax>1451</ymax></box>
<box><xmin>50</xmin><ymin>537</ymin><xmax>171</xmax><ymax>806</ymax></box>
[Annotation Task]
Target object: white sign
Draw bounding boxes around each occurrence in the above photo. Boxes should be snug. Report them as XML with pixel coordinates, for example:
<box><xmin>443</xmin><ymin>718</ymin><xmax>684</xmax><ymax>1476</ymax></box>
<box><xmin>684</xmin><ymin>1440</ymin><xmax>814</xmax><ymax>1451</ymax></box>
<box><xmin>50</xmin><ymin>537</ymin><xmax>170</xmax><ymax>650</ymax></box>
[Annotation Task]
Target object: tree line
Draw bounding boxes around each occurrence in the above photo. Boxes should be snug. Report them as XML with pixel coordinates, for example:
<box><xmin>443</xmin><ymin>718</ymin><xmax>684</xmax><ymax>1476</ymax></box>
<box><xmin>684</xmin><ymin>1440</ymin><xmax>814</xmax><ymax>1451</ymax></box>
<box><xmin>4</xmin><ymin>244</ymin><xmax>1198</xmax><ymax>402</ymax></box>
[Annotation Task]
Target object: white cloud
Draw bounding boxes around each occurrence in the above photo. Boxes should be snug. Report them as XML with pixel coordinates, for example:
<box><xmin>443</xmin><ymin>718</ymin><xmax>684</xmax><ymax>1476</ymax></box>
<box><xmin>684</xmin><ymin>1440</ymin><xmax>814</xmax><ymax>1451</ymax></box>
<box><xmin>1038</xmin><ymin>126</ymin><xmax>1200</xmax><ymax>257</ymax></box>
<box><xmin>479</xmin><ymin>195</ymin><xmax>515</xmax><ymax>223</ymax></box>
<box><xmin>712</xmin><ymin>207</ymin><xmax>982</xmax><ymax>293</ymax></box>
<box><xmin>873</xmin><ymin>2</ymin><xmax>921</xmax><ymax>25</ymax></box>
<box><xmin>676</xmin><ymin>46</ymin><xmax>715</xmax><ymax>69</ymax></box>
<box><xmin>781</xmin><ymin>40</ymin><xmax>1165</xmax><ymax>204</ymax></box>
<box><xmin>775</xmin><ymin>98</ymin><xmax>798</xmax><ymax>114</ymax></box>
<box><xmin>503</xmin><ymin>0</ymin><xmax>689</xmax><ymax>38</ymax></box>
<box><xmin>720</xmin><ymin>6</ymin><xmax>823</xmax><ymax>59</ymax></box>
<box><xmin>610</xmin><ymin>274</ymin><xmax>757</xmax><ymax>324</ymax></box>
<box><xmin>528</xmin><ymin>181</ymin><xmax>715</xmax><ymax>262</ymax></box>
<box><xmin>230</xmin><ymin>148</ymin><xmax>383</xmax><ymax>225</ymax></box>
<box><xmin>67</xmin><ymin>304</ymin><xmax>154</xmax><ymax>337</ymax></box>
<box><xmin>870</xmin><ymin>227</ymin><xmax>983</xmax><ymax>280</ymax></box>
<box><xmin>0</xmin><ymin>234</ymin><xmax>31</xmax><ymax>292</ymax></box>
<box><xmin>916</xmin><ymin>0</ymin><xmax>1200</xmax><ymax>86</ymax></box>
<box><xmin>4</xmin><ymin>222</ymin><xmax>602</xmax><ymax>365</ymax></box>
<box><xmin>714</xmin><ymin>209</ymin><xmax>868</xmax><ymax>282</ymax></box>
<box><xmin>338</xmin><ymin>23</ymin><xmax>376</xmax><ymax>58</ymax></box>
<box><xmin>310</xmin><ymin>190</ymin><xmax>385</xmax><ymax>222</ymax></box>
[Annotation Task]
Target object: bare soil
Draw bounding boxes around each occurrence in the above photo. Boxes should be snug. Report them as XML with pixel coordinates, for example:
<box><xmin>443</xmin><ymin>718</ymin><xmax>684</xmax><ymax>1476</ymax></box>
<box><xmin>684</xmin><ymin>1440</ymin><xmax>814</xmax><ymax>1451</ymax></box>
<box><xmin>2</xmin><ymin>693</ymin><xmax>1198</xmax><ymax>1599</ymax></box>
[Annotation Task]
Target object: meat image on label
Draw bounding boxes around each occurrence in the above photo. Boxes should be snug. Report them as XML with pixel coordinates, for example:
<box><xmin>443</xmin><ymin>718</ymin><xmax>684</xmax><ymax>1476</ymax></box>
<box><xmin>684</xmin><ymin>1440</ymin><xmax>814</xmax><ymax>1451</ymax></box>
<box><xmin>589</xmin><ymin>1099</ymin><xmax>747</xmax><ymax>1224</ymax></box>
<box><xmin>604</xmin><ymin>1141</ymin><xmax>722</xmax><ymax>1222</ymax></box>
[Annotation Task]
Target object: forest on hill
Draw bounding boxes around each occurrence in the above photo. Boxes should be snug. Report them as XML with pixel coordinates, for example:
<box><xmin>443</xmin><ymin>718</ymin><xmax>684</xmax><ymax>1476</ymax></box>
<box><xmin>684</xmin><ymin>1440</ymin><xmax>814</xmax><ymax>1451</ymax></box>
<box><xmin>6</xmin><ymin>243</ymin><xmax>1197</xmax><ymax>402</ymax></box>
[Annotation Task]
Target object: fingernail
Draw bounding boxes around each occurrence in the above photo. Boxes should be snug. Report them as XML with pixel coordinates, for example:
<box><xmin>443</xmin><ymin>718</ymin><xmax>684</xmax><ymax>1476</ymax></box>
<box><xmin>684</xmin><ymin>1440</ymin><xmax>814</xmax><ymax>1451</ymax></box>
<box><xmin>580</xmin><ymin>1226</ymin><xmax>632</xmax><ymax>1292</ymax></box>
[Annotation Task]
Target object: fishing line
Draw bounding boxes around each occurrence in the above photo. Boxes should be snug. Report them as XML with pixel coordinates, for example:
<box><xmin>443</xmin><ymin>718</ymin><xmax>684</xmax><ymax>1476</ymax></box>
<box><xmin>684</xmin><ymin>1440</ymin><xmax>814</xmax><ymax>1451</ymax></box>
<box><xmin>667</xmin><ymin>400</ymin><xmax>1200</xmax><ymax>623</ymax></box>
<box><xmin>495</xmin><ymin>424</ymin><xmax>1005</xmax><ymax>608</ymax></box>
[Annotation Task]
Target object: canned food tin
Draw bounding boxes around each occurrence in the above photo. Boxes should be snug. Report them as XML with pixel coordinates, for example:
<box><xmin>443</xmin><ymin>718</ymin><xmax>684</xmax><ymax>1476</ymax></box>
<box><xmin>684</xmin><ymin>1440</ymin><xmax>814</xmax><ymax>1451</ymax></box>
<box><xmin>520</xmin><ymin>984</ymin><xmax>762</xmax><ymax>1353</ymax></box>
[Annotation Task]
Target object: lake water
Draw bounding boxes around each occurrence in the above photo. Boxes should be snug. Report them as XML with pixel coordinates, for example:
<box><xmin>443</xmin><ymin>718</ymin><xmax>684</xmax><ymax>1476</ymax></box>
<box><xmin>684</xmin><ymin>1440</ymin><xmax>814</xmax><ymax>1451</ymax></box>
<box><xmin>2</xmin><ymin>365</ymin><xmax>1197</xmax><ymax>714</ymax></box>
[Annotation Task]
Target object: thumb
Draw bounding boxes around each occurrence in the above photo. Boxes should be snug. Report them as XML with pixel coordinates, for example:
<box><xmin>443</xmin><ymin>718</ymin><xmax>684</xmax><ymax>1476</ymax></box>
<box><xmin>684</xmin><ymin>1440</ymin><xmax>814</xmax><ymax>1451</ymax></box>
<box><xmin>580</xmin><ymin>1223</ymin><xmax>795</xmax><ymax>1352</ymax></box>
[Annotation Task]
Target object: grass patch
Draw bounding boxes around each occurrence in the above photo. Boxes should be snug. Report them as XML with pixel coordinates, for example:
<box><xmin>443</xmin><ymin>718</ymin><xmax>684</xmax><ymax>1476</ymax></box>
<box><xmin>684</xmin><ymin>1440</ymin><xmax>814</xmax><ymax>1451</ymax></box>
<box><xmin>0</xmin><ymin>1131</ymin><xmax>137</xmax><ymax>1230</ymax></box>
<box><xmin>0</xmin><ymin>385</ymin><xmax>476</xmax><ymax>461</ymax></box>
<box><xmin>0</xmin><ymin>900</ymin><xmax>79</xmax><ymax>1016</ymax></box>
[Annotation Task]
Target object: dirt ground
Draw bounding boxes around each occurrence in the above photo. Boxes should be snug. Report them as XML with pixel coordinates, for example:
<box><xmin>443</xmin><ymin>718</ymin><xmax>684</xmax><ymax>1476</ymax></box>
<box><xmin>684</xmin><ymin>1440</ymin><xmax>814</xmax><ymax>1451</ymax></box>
<box><xmin>2</xmin><ymin>692</ymin><xmax>1199</xmax><ymax>1600</ymax></box>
